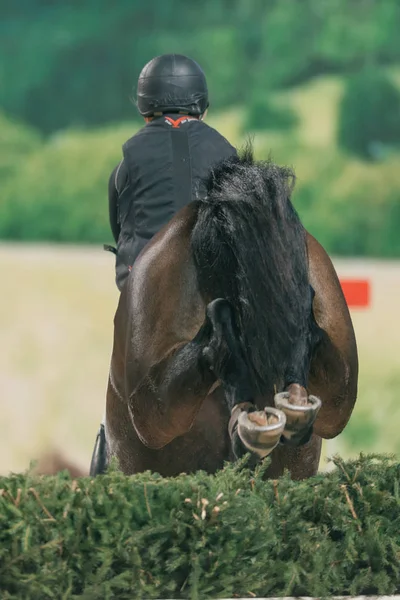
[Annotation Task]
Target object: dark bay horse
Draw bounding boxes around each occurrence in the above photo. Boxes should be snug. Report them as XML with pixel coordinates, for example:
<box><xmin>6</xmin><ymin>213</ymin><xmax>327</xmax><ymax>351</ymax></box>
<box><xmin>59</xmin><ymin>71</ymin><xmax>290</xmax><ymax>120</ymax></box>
<box><xmin>104</xmin><ymin>148</ymin><xmax>358</xmax><ymax>480</ymax></box>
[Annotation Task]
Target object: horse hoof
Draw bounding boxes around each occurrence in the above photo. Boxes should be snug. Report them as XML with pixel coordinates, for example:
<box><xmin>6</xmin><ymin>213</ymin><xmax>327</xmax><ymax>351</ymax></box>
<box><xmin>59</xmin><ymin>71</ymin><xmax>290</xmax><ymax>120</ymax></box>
<box><xmin>237</xmin><ymin>407</ymin><xmax>286</xmax><ymax>458</ymax></box>
<box><xmin>274</xmin><ymin>392</ymin><xmax>322</xmax><ymax>441</ymax></box>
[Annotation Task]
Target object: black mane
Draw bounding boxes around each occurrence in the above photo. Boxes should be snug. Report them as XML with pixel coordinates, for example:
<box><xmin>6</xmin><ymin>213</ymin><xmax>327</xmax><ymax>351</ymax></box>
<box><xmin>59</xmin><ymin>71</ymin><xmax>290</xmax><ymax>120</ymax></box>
<box><xmin>192</xmin><ymin>144</ymin><xmax>311</xmax><ymax>395</ymax></box>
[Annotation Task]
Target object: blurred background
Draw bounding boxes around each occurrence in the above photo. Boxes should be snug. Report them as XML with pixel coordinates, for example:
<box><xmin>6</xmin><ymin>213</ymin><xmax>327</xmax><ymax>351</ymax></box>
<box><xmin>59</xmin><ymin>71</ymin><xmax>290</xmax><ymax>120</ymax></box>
<box><xmin>1</xmin><ymin>0</ymin><xmax>400</xmax><ymax>475</ymax></box>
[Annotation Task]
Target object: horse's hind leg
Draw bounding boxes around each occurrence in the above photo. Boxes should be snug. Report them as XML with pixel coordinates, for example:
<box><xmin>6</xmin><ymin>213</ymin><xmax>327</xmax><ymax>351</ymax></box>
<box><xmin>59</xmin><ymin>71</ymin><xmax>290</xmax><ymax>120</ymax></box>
<box><xmin>202</xmin><ymin>299</ymin><xmax>286</xmax><ymax>460</ymax></box>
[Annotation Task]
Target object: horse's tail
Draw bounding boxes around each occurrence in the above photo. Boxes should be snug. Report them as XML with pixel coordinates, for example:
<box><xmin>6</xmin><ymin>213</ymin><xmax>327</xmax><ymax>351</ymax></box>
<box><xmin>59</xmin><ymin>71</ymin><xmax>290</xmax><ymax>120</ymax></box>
<box><xmin>191</xmin><ymin>145</ymin><xmax>312</xmax><ymax>395</ymax></box>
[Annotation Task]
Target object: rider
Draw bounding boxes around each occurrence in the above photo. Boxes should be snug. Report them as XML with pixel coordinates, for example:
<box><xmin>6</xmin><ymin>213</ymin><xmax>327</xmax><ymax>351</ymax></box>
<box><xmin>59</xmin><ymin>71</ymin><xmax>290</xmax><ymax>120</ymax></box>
<box><xmin>91</xmin><ymin>54</ymin><xmax>237</xmax><ymax>475</ymax></box>
<box><xmin>107</xmin><ymin>53</ymin><xmax>237</xmax><ymax>291</ymax></box>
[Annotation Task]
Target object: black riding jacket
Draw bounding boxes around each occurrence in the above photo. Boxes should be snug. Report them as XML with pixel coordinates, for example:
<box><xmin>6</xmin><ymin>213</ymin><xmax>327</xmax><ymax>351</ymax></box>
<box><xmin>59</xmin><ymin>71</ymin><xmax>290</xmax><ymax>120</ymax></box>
<box><xmin>109</xmin><ymin>114</ymin><xmax>237</xmax><ymax>290</ymax></box>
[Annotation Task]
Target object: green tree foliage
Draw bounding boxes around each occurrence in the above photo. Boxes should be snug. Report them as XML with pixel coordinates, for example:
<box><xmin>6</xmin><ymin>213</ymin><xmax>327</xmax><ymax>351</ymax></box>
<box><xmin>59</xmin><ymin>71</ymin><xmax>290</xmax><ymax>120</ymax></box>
<box><xmin>0</xmin><ymin>455</ymin><xmax>400</xmax><ymax>598</ymax></box>
<box><xmin>294</xmin><ymin>169</ymin><xmax>400</xmax><ymax>258</ymax></box>
<box><xmin>338</xmin><ymin>69</ymin><xmax>400</xmax><ymax>159</ymax></box>
<box><xmin>1</xmin><ymin>106</ymin><xmax>399</xmax><ymax>257</ymax></box>
<box><xmin>0</xmin><ymin>113</ymin><xmax>41</xmax><ymax>179</ymax></box>
<box><xmin>244</xmin><ymin>94</ymin><xmax>298</xmax><ymax>132</ymax></box>
<box><xmin>1</xmin><ymin>1</ymin><xmax>400</xmax><ymax>254</ymax></box>
<box><xmin>1</xmin><ymin>0</ymin><xmax>400</xmax><ymax>133</ymax></box>
<box><xmin>0</xmin><ymin>118</ymin><xmax>130</xmax><ymax>243</ymax></box>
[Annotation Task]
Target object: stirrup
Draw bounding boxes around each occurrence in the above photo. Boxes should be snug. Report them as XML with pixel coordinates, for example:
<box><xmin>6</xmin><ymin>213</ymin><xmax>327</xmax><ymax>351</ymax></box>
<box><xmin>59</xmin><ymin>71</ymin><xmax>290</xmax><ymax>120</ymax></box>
<box><xmin>89</xmin><ymin>423</ymin><xmax>108</xmax><ymax>476</ymax></box>
<box><xmin>103</xmin><ymin>244</ymin><xmax>117</xmax><ymax>255</ymax></box>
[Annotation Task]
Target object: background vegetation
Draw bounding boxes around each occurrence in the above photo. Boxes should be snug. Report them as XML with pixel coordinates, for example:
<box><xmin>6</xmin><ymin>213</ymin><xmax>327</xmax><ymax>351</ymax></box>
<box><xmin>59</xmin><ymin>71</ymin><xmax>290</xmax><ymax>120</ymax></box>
<box><xmin>1</xmin><ymin>0</ymin><xmax>400</xmax><ymax>256</ymax></box>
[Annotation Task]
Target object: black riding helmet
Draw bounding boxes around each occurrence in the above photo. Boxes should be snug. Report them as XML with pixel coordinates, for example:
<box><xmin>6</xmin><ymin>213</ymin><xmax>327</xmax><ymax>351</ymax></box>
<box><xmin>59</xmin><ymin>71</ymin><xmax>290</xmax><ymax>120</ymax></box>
<box><xmin>136</xmin><ymin>54</ymin><xmax>209</xmax><ymax>117</ymax></box>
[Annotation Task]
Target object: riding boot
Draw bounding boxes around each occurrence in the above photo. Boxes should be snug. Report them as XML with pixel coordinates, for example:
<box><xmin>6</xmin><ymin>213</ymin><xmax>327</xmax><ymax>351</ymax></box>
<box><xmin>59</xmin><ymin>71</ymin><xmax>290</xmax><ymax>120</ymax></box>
<box><xmin>89</xmin><ymin>423</ymin><xmax>108</xmax><ymax>476</ymax></box>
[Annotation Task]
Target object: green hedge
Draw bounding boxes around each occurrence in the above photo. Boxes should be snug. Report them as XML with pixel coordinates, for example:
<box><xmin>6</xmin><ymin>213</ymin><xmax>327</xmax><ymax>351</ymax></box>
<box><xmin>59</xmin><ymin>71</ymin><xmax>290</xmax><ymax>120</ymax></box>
<box><xmin>1</xmin><ymin>455</ymin><xmax>399</xmax><ymax>599</ymax></box>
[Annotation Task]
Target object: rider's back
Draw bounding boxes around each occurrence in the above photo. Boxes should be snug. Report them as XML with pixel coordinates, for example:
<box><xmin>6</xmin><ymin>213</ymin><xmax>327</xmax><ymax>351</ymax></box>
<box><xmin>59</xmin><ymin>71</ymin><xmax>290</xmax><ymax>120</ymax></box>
<box><xmin>116</xmin><ymin>114</ymin><xmax>236</xmax><ymax>289</ymax></box>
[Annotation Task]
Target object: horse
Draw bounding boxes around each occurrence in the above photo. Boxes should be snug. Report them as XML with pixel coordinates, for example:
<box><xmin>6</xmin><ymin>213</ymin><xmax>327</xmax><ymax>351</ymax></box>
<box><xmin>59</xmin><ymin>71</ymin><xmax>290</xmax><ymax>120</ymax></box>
<box><xmin>100</xmin><ymin>147</ymin><xmax>358</xmax><ymax>480</ymax></box>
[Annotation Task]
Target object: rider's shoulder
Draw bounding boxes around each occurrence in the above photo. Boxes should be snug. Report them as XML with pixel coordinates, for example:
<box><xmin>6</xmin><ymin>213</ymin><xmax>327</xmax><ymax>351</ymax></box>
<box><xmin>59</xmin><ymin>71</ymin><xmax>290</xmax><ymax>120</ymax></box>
<box><xmin>122</xmin><ymin>124</ymin><xmax>148</xmax><ymax>150</ymax></box>
<box><xmin>196</xmin><ymin>120</ymin><xmax>236</xmax><ymax>153</ymax></box>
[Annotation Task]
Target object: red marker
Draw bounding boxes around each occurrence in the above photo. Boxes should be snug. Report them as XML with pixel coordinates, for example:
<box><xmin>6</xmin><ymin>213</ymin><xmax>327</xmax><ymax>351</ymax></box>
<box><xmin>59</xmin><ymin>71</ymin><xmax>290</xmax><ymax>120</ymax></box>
<box><xmin>339</xmin><ymin>279</ymin><xmax>370</xmax><ymax>308</ymax></box>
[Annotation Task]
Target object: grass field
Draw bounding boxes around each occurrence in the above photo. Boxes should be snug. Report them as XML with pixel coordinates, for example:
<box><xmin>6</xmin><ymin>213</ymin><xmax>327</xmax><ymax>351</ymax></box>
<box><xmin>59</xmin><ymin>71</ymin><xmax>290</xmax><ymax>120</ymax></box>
<box><xmin>1</xmin><ymin>244</ymin><xmax>399</xmax><ymax>475</ymax></box>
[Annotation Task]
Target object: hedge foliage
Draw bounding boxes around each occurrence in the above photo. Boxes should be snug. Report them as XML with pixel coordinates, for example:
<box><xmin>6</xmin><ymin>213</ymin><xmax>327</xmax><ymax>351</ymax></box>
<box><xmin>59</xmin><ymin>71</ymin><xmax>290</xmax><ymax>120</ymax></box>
<box><xmin>1</xmin><ymin>455</ymin><xmax>399</xmax><ymax>599</ymax></box>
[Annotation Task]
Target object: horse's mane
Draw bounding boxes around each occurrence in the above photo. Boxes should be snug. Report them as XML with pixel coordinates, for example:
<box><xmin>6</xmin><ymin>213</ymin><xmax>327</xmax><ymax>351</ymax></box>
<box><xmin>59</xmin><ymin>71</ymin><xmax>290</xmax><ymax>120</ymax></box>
<box><xmin>204</xmin><ymin>143</ymin><xmax>296</xmax><ymax>207</ymax></box>
<box><xmin>192</xmin><ymin>143</ymin><xmax>312</xmax><ymax>395</ymax></box>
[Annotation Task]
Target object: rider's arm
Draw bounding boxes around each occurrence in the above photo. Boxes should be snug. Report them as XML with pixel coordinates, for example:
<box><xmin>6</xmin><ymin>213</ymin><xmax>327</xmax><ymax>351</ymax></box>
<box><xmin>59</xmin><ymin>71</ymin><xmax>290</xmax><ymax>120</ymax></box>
<box><xmin>108</xmin><ymin>165</ymin><xmax>120</xmax><ymax>243</ymax></box>
<box><xmin>108</xmin><ymin>160</ymin><xmax>128</xmax><ymax>244</ymax></box>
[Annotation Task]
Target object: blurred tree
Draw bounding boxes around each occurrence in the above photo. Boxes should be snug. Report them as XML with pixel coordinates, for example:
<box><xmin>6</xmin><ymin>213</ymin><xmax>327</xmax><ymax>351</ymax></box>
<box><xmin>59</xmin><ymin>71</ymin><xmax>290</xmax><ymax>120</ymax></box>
<box><xmin>243</xmin><ymin>93</ymin><xmax>298</xmax><ymax>132</ymax></box>
<box><xmin>1</xmin><ymin>0</ymin><xmax>400</xmax><ymax>133</ymax></box>
<box><xmin>337</xmin><ymin>68</ymin><xmax>400</xmax><ymax>160</ymax></box>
